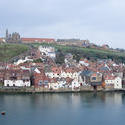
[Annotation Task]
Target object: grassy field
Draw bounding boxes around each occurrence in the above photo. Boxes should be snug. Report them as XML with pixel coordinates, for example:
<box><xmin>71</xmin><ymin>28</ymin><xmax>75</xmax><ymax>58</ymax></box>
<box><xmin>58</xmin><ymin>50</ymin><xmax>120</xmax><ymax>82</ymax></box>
<box><xmin>30</xmin><ymin>42</ymin><xmax>125</xmax><ymax>63</ymax></box>
<box><xmin>0</xmin><ymin>43</ymin><xmax>29</xmax><ymax>62</ymax></box>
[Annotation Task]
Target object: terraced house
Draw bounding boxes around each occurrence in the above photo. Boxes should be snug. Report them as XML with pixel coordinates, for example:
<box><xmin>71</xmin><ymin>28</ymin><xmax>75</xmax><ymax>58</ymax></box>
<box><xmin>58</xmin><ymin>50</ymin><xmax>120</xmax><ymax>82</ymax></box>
<box><xmin>4</xmin><ymin>69</ymin><xmax>31</xmax><ymax>87</ymax></box>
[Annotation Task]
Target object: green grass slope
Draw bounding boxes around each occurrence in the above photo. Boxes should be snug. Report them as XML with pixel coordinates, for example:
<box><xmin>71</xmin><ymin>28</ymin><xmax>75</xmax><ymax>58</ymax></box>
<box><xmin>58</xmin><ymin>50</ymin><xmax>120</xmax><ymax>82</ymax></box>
<box><xmin>30</xmin><ymin>43</ymin><xmax>125</xmax><ymax>63</ymax></box>
<box><xmin>0</xmin><ymin>43</ymin><xmax>29</xmax><ymax>62</ymax></box>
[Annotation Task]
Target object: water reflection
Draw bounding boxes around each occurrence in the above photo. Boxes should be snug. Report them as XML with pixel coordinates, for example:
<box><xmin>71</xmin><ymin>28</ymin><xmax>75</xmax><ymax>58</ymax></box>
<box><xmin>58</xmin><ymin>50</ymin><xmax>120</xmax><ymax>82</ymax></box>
<box><xmin>0</xmin><ymin>92</ymin><xmax>125</xmax><ymax>125</ymax></box>
<box><xmin>1</xmin><ymin>92</ymin><xmax>125</xmax><ymax>109</ymax></box>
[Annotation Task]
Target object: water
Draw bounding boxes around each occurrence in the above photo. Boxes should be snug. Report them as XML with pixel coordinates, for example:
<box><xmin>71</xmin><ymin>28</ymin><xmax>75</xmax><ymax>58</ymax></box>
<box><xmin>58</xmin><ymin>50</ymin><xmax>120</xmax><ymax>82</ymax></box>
<box><xmin>0</xmin><ymin>92</ymin><xmax>125</xmax><ymax>125</ymax></box>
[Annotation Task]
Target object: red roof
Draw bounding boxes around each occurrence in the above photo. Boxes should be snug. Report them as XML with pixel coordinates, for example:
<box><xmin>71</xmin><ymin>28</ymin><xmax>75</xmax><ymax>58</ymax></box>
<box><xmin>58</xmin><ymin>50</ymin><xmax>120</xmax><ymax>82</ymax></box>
<box><xmin>80</xmin><ymin>58</ymin><xmax>84</xmax><ymax>61</ymax></box>
<box><xmin>51</xmin><ymin>66</ymin><xmax>62</xmax><ymax>74</ymax></box>
<box><xmin>21</xmin><ymin>38</ymin><xmax>55</xmax><ymax>43</ymax></box>
<box><xmin>80</xmin><ymin>58</ymin><xmax>89</xmax><ymax>63</ymax></box>
<box><xmin>64</xmin><ymin>67</ymin><xmax>80</xmax><ymax>73</ymax></box>
<box><xmin>104</xmin><ymin>75</ymin><xmax>115</xmax><ymax>80</ymax></box>
<box><xmin>91</xmin><ymin>73</ymin><xmax>97</xmax><ymax>77</ymax></box>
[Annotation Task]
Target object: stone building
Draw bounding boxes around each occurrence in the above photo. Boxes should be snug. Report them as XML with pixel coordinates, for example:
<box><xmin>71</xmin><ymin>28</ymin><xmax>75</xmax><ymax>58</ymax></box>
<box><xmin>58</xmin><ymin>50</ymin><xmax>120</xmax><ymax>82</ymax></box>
<box><xmin>5</xmin><ymin>29</ymin><xmax>21</xmax><ymax>43</ymax></box>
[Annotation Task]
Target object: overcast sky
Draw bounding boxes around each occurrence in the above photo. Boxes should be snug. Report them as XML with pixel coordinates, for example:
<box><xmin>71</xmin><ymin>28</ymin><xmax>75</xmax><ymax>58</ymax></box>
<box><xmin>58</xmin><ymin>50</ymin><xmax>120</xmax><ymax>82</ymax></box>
<box><xmin>0</xmin><ymin>0</ymin><xmax>125</xmax><ymax>48</ymax></box>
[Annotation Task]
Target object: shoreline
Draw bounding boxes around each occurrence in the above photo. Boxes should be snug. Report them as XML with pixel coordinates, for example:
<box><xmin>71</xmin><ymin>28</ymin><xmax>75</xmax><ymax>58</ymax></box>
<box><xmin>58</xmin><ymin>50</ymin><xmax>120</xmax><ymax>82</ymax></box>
<box><xmin>0</xmin><ymin>87</ymin><xmax>125</xmax><ymax>94</ymax></box>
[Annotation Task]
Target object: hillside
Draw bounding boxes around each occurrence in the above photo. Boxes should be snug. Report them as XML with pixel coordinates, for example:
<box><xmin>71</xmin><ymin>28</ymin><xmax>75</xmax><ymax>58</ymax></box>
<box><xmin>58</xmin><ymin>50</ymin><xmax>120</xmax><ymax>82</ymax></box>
<box><xmin>0</xmin><ymin>43</ymin><xmax>125</xmax><ymax>64</ymax></box>
<box><xmin>0</xmin><ymin>43</ymin><xmax>29</xmax><ymax>62</ymax></box>
<box><xmin>30</xmin><ymin>43</ymin><xmax>125</xmax><ymax>63</ymax></box>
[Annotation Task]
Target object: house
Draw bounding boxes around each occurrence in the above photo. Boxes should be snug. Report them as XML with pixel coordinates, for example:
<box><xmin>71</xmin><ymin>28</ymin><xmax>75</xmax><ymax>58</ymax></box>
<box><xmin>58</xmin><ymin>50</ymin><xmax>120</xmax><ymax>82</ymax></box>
<box><xmin>80</xmin><ymin>70</ymin><xmax>93</xmax><ymax>86</ymax></box>
<box><xmin>80</xmin><ymin>70</ymin><xmax>103</xmax><ymax>87</ymax></box>
<box><xmin>33</xmin><ymin>69</ymin><xmax>49</xmax><ymax>88</ymax></box>
<box><xmin>114</xmin><ymin>77</ymin><xmax>122</xmax><ymax>89</ymax></box>
<box><xmin>21</xmin><ymin>70</ymin><xmax>31</xmax><ymax>86</ymax></box>
<box><xmin>64</xmin><ymin>53</ymin><xmax>77</xmax><ymax>66</ymax></box>
<box><xmin>14</xmin><ymin>57</ymin><xmax>33</xmax><ymax>65</ymax></box>
<box><xmin>65</xmin><ymin>77</ymin><xmax>73</xmax><ymax>88</ymax></box>
<box><xmin>104</xmin><ymin>74</ymin><xmax>122</xmax><ymax>89</ymax></box>
<box><xmin>64</xmin><ymin>53</ymin><xmax>73</xmax><ymax>63</ymax></box>
<box><xmin>82</xmin><ymin>40</ymin><xmax>90</xmax><ymax>48</ymax></box>
<box><xmin>71</xmin><ymin>79</ymin><xmax>80</xmax><ymax>90</ymax></box>
<box><xmin>38</xmin><ymin>46</ymin><xmax>56</xmax><ymax>59</ymax></box>
<box><xmin>0</xmin><ymin>38</ymin><xmax>5</xmax><ymax>43</ymax></box>
<box><xmin>104</xmin><ymin>74</ymin><xmax>115</xmax><ymax>89</ymax></box>
<box><xmin>63</xmin><ymin>67</ymin><xmax>80</xmax><ymax>80</ymax></box>
<box><xmin>101</xmin><ymin>44</ymin><xmax>109</xmax><ymax>50</ymax></box>
<box><xmin>4</xmin><ymin>69</ymin><xmax>31</xmax><ymax>87</ymax></box>
<box><xmin>90</xmin><ymin>73</ymin><xmax>103</xmax><ymax>86</ymax></box>
<box><xmin>78</xmin><ymin>74</ymin><xmax>85</xmax><ymax>86</ymax></box>
<box><xmin>79</xmin><ymin>58</ymin><xmax>89</xmax><ymax>66</ymax></box>
<box><xmin>48</xmin><ymin>77</ymin><xmax>72</xmax><ymax>89</ymax></box>
<box><xmin>45</xmin><ymin>66</ymin><xmax>81</xmax><ymax>89</ymax></box>
<box><xmin>57</xmin><ymin>78</ymin><xmax>67</xmax><ymax>88</ymax></box>
<box><xmin>48</xmin><ymin>78</ymin><xmax>58</xmax><ymax>89</ymax></box>
<box><xmin>30</xmin><ymin>48</ymin><xmax>41</xmax><ymax>60</ymax></box>
<box><xmin>46</xmin><ymin>66</ymin><xmax>62</xmax><ymax>78</ymax></box>
<box><xmin>0</xmin><ymin>70</ymin><xmax>5</xmax><ymax>85</ymax></box>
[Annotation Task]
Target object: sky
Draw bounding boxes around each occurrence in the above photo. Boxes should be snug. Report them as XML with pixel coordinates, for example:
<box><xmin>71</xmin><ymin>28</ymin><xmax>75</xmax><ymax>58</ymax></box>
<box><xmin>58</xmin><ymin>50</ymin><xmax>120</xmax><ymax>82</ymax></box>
<box><xmin>0</xmin><ymin>0</ymin><xmax>125</xmax><ymax>48</ymax></box>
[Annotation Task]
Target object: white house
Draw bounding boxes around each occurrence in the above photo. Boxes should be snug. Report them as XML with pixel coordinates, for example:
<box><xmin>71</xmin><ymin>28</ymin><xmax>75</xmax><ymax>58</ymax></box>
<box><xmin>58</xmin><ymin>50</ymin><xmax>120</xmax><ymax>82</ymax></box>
<box><xmin>46</xmin><ymin>70</ymin><xmax>79</xmax><ymax>80</ymax></box>
<box><xmin>38</xmin><ymin>46</ymin><xmax>56</xmax><ymax>59</ymax></box>
<box><xmin>46</xmin><ymin>72</ymin><xmax>60</xmax><ymax>78</ymax></box>
<box><xmin>4</xmin><ymin>80</ymin><xmax>30</xmax><ymax>87</ymax></box>
<box><xmin>79</xmin><ymin>59</ymin><xmax>89</xmax><ymax>66</ymax></box>
<box><xmin>57</xmin><ymin>79</ymin><xmax>66</xmax><ymax>88</ymax></box>
<box><xmin>105</xmin><ymin>75</ymin><xmax>122</xmax><ymax>89</ymax></box>
<box><xmin>48</xmin><ymin>79</ymin><xmax>59</xmax><ymax>89</ymax></box>
<box><xmin>46</xmin><ymin>67</ymin><xmax>81</xmax><ymax>89</ymax></box>
<box><xmin>4</xmin><ymin>69</ymin><xmax>31</xmax><ymax>87</ymax></box>
<box><xmin>14</xmin><ymin>57</ymin><xmax>33</xmax><ymax>65</ymax></box>
<box><xmin>71</xmin><ymin>79</ymin><xmax>80</xmax><ymax>90</ymax></box>
<box><xmin>114</xmin><ymin>77</ymin><xmax>122</xmax><ymax>89</ymax></box>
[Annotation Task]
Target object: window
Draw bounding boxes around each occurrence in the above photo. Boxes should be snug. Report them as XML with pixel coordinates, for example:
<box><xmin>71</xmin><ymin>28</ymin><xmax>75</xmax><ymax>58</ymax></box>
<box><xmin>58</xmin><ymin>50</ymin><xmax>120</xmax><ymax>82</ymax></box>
<box><xmin>10</xmin><ymin>76</ymin><xmax>17</xmax><ymax>80</ymax></box>
<box><xmin>92</xmin><ymin>77</ymin><xmax>96</xmax><ymax>80</ymax></box>
<box><xmin>44</xmin><ymin>80</ymin><xmax>48</xmax><ymax>84</ymax></box>
<box><xmin>38</xmin><ymin>80</ymin><xmax>43</xmax><ymax>86</ymax></box>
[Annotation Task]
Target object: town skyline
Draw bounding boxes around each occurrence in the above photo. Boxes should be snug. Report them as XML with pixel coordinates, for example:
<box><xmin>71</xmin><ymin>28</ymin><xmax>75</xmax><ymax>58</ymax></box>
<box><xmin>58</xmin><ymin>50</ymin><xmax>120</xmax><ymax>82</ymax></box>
<box><xmin>0</xmin><ymin>0</ymin><xmax>125</xmax><ymax>49</ymax></box>
<box><xmin>0</xmin><ymin>28</ymin><xmax>123</xmax><ymax>50</ymax></box>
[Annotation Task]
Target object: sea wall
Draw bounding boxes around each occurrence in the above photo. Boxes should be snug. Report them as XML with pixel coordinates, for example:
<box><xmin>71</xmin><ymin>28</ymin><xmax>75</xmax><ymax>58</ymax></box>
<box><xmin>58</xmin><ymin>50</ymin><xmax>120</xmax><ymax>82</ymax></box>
<box><xmin>0</xmin><ymin>86</ymin><xmax>125</xmax><ymax>94</ymax></box>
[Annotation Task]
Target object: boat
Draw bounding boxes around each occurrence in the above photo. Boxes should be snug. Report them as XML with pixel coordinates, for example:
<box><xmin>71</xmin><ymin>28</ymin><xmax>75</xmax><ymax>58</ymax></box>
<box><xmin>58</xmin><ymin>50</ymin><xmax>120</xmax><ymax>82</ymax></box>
<box><xmin>1</xmin><ymin>111</ymin><xmax>6</xmax><ymax>115</ymax></box>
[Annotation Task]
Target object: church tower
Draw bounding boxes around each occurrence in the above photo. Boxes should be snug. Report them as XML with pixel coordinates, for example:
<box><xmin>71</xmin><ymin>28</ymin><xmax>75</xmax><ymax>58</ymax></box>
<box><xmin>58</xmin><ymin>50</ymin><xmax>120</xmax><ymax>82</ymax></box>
<box><xmin>6</xmin><ymin>29</ymin><xmax>9</xmax><ymax>39</ymax></box>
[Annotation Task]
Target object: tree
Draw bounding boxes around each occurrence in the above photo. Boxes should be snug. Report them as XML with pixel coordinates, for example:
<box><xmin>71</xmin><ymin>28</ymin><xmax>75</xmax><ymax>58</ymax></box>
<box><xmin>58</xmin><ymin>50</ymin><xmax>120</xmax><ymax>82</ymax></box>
<box><xmin>55</xmin><ymin>49</ymin><xmax>65</xmax><ymax>64</ymax></box>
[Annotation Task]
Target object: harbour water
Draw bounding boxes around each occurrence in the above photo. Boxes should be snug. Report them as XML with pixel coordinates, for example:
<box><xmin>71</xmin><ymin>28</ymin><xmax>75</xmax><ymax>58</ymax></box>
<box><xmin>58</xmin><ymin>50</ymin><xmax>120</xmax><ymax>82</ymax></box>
<box><xmin>0</xmin><ymin>92</ymin><xmax>125</xmax><ymax>125</ymax></box>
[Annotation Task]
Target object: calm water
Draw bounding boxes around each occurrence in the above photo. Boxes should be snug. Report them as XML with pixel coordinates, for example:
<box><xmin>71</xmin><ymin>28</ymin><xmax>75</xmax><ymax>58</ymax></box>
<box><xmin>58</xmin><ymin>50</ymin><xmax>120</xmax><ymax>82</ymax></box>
<box><xmin>0</xmin><ymin>92</ymin><xmax>125</xmax><ymax>125</ymax></box>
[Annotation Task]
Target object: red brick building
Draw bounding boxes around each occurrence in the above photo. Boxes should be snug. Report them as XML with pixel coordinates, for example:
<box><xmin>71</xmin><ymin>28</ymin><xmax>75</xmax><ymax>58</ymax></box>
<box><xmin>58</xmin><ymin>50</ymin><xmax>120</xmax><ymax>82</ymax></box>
<box><xmin>33</xmin><ymin>71</ymin><xmax>50</xmax><ymax>87</ymax></box>
<box><xmin>21</xmin><ymin>38</ymin><xmax>55</xmax><ymax>43</ymax></box>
